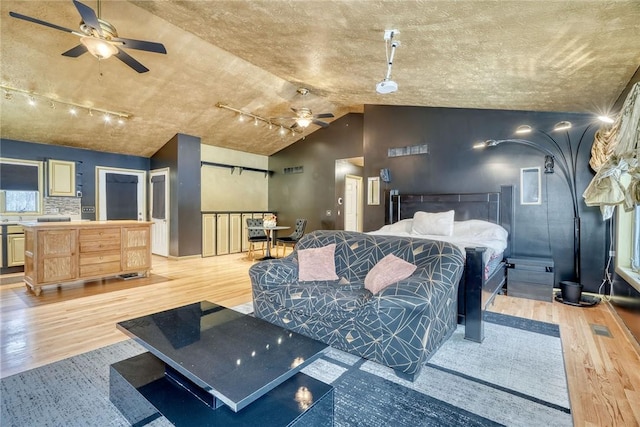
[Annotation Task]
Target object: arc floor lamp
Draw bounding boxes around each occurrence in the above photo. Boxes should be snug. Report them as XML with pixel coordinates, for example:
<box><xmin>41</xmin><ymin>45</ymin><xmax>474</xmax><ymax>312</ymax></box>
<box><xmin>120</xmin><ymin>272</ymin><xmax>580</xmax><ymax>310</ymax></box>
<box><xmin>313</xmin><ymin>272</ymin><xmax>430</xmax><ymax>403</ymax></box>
<box><xmin>473</xmin><ymin>119</ymin><xmax>607</xmax><ymax>291</ymax></box>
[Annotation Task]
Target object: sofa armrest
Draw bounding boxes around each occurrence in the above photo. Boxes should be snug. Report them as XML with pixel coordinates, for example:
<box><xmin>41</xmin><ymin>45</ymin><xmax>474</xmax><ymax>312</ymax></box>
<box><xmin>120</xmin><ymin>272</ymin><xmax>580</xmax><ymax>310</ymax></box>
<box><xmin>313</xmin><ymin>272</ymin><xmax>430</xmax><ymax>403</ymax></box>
<box><xmin>249</xmin><ymin>259</ymin><xmax>298</xmax><ymax>288</ymax></box>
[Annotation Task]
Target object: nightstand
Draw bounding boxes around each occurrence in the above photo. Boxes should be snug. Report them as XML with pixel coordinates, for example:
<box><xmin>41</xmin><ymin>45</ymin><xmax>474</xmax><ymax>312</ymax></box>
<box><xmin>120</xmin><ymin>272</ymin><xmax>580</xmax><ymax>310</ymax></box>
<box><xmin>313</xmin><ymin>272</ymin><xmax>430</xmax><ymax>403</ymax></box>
<box><xmin>507</xmin><ymin>257</ymin><xmax>555</xmax><ymax>302</ymax></box>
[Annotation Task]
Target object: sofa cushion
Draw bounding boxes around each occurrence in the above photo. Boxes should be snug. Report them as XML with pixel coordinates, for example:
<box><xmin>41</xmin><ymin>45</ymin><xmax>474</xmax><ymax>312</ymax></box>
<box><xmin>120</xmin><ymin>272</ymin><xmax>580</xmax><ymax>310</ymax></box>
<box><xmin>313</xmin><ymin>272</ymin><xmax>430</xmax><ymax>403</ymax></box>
<box><xmin>266</xmin><ymin>281</ymin><xmax>372</xmax><ymax>319</ymax></box>
<box><xmin>298</xmin><ymin>244</ymin><xmax>339</xmax><ymax>281</ymax></box>
<box><xmin>364</xmin><ymin>254</ymin><xmax>417</xmax><ymax>294</ymax></box>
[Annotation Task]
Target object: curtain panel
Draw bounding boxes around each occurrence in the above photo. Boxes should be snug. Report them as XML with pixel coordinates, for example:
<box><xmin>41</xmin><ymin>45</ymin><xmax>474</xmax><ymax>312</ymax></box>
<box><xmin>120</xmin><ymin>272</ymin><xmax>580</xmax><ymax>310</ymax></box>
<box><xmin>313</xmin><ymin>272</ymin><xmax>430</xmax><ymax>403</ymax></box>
<box><xmin>583</xmin><ymin>82</ymin><xmax>640</xmax><ymax>220</ymax></box>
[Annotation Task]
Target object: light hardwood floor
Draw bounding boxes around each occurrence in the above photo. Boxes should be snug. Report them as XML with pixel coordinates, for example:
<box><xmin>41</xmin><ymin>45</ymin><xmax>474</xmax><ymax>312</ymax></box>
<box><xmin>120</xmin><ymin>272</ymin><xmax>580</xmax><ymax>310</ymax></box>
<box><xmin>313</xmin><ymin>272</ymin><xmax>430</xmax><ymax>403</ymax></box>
<box><xmin>1</xmin><ymin>253</ymin><xmax>639</xmax><ymax>426</ymax></box>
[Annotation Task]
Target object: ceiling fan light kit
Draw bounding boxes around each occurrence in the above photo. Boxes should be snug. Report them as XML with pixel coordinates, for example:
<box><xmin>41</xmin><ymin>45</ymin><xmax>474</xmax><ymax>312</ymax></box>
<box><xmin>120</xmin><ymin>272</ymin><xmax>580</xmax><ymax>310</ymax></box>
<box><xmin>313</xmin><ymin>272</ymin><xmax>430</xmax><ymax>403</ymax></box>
<box><xmin>376</xmin><ymin>29</ymin><xmax>400</xmax><ymax>94</ymax></box>
<box><xmin>80</xmin><ymin>36</ymin><xmax>117</xmax><ymax>59</ymax></box>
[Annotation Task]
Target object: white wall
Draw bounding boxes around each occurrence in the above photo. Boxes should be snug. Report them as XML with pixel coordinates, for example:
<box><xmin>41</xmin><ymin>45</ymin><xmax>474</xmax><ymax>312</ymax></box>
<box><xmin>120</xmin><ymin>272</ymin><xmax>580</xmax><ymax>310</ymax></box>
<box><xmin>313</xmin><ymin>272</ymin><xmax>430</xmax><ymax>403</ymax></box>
<box><xmin>200</xmin><ymin>145</ymin><xmax>269</xmax><ymax>211</ymax></box>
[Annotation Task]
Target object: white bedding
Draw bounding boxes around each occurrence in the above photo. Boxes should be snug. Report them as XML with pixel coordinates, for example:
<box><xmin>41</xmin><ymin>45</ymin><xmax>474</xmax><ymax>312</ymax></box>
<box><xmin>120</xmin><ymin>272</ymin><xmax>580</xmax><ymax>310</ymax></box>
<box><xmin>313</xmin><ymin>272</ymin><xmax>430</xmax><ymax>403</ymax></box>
<box><xmin>368</xmin><ymin>218</ymin><xmax>508</xmax><ymax>269</ymax></box>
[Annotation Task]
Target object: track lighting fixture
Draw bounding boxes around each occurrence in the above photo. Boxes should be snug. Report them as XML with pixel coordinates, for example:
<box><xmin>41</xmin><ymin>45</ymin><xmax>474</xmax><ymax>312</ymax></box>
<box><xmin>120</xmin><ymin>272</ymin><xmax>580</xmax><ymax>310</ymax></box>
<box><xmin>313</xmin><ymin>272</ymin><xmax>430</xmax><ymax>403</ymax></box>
<box><xmin>216</xmin><ymin>102</ymin><xmax>301</xmax><ymax>135</ymax></box>
<box><xmin>0</xmin><ymin>84</ymin><xmax>131</xmax><ymax>122</ymax></box>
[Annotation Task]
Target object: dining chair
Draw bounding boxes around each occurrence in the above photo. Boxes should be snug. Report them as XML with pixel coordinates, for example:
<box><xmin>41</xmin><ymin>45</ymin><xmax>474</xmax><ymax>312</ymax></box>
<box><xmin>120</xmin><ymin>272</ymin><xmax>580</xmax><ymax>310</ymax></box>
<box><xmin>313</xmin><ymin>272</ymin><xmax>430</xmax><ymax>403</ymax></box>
<box><xmin>275</xmin><ymin>218</ymin><xmax>307</xmax><ymax>257</ymax></box>
<box><xmin>246</xmin><ymin>218</ymin><xmax>268</xmax><ymax>260</ymax></box>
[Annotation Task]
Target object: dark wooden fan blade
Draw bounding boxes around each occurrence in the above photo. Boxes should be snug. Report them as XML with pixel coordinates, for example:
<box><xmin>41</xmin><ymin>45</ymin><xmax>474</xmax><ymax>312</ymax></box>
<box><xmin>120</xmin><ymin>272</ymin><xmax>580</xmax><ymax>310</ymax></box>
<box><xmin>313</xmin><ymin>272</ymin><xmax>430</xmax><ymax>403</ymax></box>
<box><xmin>291</xmin><ymin>122</ymin><xmax>300</xmax><ymax>129</ymax></box>
<box><xmin>312</xmin><ymin>120</ymin><xmax>330</xmax><ymax>128</ymax></box>
<box><xmin>73</xmin><ymin>0</ymin><xmax>102</xmax><ymax>36</ymax></box>
<box><xmin>61</xmin><ymin>44</ymin><xmax>88</xmax><ymax>57</ymax></box>
<box><xmin>9</xmin><ymin>11</ymin><xmax>76</xmax><ymax>34</ymax></box>
<box><xmin>114</xmin><ymin>48</ymin><xmax>149</xmax><ymax>73</ymax></box>
<box><xmin>111</xmin><ymin>37</ymin><xmax>167</xmax><ymax>54</ymax></box>
<box><xmin>313</xmin><ymin>113</ymin><xmax>334</xmax><ymax>119</ymax></box>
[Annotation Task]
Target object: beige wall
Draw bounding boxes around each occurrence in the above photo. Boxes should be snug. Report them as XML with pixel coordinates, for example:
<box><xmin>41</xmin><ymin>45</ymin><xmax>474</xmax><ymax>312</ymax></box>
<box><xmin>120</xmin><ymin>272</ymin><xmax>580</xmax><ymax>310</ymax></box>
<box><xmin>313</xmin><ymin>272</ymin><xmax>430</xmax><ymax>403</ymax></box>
<box><xmin>201</xmin><ymin>145</ymin><xmax>269</xmax><ymax>211</ymax></box>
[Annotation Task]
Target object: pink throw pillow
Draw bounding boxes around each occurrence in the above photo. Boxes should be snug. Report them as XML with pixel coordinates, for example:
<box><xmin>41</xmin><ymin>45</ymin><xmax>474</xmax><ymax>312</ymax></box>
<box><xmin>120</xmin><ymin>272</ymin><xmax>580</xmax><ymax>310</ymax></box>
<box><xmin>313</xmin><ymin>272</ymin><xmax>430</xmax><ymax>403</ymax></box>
<box><xmin>364</xmin><ymin>254</ymin><xmax>417</xmax><ymax>294</ymax></box>
<box><xmin>298</xmin><ymin>244</ymin><xmax>339</xmax><ymax>281</ymax></box>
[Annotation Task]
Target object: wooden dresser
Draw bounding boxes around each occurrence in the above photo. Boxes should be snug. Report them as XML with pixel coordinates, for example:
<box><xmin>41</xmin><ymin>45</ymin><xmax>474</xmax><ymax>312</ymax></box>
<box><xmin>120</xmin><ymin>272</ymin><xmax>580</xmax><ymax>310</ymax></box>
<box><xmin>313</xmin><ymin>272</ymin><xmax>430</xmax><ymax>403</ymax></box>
<box><xmin>22</xmin><ymin>221</ymin><xmax>152</xmax><ymax>296</ymax></box>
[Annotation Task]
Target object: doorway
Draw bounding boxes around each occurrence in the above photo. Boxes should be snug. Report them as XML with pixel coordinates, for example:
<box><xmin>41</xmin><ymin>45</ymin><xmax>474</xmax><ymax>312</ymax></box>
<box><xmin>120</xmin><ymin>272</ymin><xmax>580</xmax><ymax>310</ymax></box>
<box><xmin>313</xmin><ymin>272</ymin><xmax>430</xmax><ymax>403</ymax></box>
<box><xmin>150</xmin><ymin>168</ymin><xmax>170</xmax><ymax>257</ymax></box>
<box><xmin>96</xmin><ymin>166</ymin><xmax>146</xmax><ymax>221</ymax></box>
<box><xmin>344</xmin><ymin>174</ymin><xmax>363</xmax><ymax>232</ymax></box>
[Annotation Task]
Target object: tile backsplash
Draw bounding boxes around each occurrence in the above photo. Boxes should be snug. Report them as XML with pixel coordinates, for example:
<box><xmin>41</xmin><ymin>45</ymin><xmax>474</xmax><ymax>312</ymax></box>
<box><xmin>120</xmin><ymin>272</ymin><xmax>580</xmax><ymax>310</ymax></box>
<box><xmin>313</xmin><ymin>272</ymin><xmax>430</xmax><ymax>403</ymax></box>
<box><xmin>43</xmin><ymin>197</ymin><xmax>81</xmax><ymax>216</ymax></box>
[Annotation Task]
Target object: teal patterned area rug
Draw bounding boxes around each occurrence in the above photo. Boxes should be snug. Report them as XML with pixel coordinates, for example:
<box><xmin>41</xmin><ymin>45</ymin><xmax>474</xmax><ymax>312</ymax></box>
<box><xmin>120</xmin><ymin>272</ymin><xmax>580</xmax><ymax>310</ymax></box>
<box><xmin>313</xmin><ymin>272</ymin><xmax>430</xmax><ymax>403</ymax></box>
<box><xmin>1</xmin><ymin>307</ymin><xmax>571</xmax><ymax>426</ymax></box>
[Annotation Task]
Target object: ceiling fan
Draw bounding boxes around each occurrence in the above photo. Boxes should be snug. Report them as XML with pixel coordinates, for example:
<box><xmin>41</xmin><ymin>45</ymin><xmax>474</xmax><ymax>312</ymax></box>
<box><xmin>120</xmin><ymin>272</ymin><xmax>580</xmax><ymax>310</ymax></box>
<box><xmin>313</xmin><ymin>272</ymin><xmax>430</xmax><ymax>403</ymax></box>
<box><xmin>283</xmin><ymin>107</ymin><xmax>335</xmax><ymax>129</ymax></box>
<box><xmin>9</xmin><ymin>0</ymin><xmax>166</xmax><ymax>73</ymax></box>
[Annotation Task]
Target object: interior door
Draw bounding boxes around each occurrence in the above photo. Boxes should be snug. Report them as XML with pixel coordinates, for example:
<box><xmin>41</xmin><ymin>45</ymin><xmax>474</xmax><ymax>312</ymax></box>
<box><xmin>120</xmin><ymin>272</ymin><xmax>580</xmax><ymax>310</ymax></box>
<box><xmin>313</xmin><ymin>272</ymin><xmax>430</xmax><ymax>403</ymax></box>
<box><xmin>96</xmin><ymin>167</ymin><xmax>146</xmax><ymax>221</ymax></box>
<box><xmin>150</xmin><ymin>168</ymin><xmax>169</xmax><ymax>257</ymax></box>
<box><xmin>344</xmin><ymin>175</ymin><xmax>363</xmax><ymax>232</ymax></box>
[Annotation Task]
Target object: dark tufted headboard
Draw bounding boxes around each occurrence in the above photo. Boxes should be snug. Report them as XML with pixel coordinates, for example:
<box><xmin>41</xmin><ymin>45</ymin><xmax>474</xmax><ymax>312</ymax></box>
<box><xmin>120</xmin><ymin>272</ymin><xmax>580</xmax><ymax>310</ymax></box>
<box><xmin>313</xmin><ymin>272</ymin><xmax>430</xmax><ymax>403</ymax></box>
<box><xmin>385</xmin><ymin>185</ymin><xmax>514</xmax><ymax>258</ymax></box>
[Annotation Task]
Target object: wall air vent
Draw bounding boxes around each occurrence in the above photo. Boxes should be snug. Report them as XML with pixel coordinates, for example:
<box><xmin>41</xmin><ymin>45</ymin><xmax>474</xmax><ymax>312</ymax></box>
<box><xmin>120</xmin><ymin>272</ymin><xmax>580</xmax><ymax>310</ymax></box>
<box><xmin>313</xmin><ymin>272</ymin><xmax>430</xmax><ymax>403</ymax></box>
<box><xmin>284</xmin><ymin>166</ymin><xmax>304</xmax><ymax>175</ymax></box>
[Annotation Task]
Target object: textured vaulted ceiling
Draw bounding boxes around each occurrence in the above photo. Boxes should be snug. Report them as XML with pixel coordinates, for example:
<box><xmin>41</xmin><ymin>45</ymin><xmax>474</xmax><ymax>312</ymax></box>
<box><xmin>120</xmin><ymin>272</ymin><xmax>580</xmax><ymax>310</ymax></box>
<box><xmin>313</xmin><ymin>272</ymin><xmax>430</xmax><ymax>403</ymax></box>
<box><xmin>1</xmin><ymin>1</ymin><xmax>639</xmax><ymax>157</ymax></box>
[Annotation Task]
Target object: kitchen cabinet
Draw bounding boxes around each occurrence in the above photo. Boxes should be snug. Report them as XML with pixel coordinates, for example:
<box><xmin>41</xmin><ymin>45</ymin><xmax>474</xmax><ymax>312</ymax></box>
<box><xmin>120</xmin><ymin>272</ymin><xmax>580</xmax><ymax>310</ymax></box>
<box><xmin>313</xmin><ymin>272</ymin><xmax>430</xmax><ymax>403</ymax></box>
<box><xmin>48</xmin><ymin>159</ymin><xmax>76</xmax><ymax>197</ymax></box>
<box><xmin>23</xmin><ymin>221</ymin><xmax>151</xmax><ymax>296</ymax></box>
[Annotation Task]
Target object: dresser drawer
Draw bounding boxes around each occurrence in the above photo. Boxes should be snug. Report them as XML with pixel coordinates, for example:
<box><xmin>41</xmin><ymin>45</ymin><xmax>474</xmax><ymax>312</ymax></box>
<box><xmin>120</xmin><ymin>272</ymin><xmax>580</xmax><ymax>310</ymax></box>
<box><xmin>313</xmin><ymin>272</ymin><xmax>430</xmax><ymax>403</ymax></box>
<box><xmin>79</xmin><ymin>261</ymin><xmax>121</xmax><ymax>277</ymax></box>
<box><xmin>508</xmin><ymin>268</ymin><xmax>554</xmax><ymax>286</ymax></box>
<box><xmin>508</xmin><ymin>281</ymin><xmax>553</xmax><ymax>302</ymax></box>
<box><xmin>79</xmin><ymin>227</ymin><xmax>121</xmax><ymax>253</ymax></box>
<box><xmin>79</xmin><ymin>251</ymin><xmax>121</xmax><ymax>266</ymax></box>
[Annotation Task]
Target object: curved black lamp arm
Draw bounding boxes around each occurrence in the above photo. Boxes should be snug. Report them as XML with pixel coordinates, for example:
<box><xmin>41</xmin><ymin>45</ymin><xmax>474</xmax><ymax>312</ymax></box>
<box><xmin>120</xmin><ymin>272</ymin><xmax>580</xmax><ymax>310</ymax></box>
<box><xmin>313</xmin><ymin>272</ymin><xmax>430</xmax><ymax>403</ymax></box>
<box><xmin>485</xmin><ymin>139</ymin><xmax>578</xmax><ymax>218</ymax></box>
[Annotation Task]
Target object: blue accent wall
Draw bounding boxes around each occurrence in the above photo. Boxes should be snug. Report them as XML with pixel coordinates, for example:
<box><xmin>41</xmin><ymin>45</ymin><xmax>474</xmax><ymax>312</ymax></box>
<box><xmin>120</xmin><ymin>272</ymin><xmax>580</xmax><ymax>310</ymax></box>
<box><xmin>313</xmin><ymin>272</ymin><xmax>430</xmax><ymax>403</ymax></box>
<box><xmin>0</xmin><ymin>138</ymin><xmax>149</xmax><ymax>220</ymax></box>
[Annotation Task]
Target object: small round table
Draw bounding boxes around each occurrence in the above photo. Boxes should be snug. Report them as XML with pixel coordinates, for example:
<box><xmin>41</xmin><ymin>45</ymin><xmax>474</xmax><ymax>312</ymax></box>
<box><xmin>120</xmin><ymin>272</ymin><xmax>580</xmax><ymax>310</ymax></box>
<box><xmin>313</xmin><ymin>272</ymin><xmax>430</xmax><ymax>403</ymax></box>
<box><xmin>248</xmin><ymin>226</ymin><xmax>290</xmax><ymax>260</ymax></box>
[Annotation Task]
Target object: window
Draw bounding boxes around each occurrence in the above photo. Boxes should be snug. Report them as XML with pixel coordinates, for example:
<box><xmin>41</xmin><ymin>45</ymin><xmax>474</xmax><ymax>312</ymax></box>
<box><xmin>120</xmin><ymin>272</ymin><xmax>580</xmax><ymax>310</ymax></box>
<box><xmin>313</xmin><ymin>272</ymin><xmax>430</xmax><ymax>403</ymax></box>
<box><xmin>0</xmin><ymin>158</ymin><xmax>43</xmax><ymax>214</ymax></box>
<box><xmin>615</xmin><ymin>203</ymin><xmax>640</xmax><ymax>289</ymax></box>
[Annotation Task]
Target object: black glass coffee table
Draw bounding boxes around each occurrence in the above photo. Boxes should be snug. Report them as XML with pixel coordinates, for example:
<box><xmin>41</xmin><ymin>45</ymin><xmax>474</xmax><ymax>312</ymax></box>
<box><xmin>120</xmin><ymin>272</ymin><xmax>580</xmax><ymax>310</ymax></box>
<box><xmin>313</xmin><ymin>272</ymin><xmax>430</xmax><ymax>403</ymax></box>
<box><xmin>110</xmin><ymin>301</ymin><xmax>333</xmax><ymax>426</ymax></box>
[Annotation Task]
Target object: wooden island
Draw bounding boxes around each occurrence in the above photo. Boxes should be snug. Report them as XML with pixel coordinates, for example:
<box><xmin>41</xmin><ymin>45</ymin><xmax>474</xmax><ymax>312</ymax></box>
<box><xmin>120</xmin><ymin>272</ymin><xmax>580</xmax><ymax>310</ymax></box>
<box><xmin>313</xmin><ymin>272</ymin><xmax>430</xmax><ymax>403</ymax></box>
<box><xmin>22</xmin><ymin>220</ymin><xmax>152</xmax><ymax>296</ymax></box>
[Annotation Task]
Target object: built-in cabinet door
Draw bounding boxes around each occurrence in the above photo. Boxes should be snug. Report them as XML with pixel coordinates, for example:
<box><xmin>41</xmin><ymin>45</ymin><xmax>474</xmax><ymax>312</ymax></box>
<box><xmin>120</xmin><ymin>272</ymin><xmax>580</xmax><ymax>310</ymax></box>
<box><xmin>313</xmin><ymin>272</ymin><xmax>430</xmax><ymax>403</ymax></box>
<box><xmin>241</xmin><ymin>213</ymin><xmax>253</xmax><ymax>252</ymax></box>
<box><xmin>229</xmin><ymin>214</ymin><xmax>242</xmax><ymax>254</ymax></box>
<box><xmin>7</xmin><ymin>234</ymin><xmax>25</xmax><ymax>267</ymax></box>
<box><xmin>48</xmin><ymin>159</ymin><xmax>76</xmax><ymax>197</ymax></box>
<box><xmin>122</xmin><ymin>226</ymin><xmax>151</xmax><ymax>272</ymax></box>
<box><xmin>37</xmin><ymin>229</ymin><xmax>77</xmax><ymax>283</ymax></box>
<box><xmin>216</xmin><ymin>214</ymin><xmax>230</xmax><ymax>255</ymax></box>
<box><xmin>202</xmin><ymin>214</ymin><xmax>216</xmax><ymax>257</ymax></box>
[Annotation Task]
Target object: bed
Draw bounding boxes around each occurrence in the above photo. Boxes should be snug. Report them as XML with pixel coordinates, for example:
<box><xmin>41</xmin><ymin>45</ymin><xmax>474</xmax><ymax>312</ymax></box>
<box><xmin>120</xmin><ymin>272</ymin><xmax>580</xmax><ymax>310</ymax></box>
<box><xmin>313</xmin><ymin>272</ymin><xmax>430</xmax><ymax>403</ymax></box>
<box><xmin>373</xmin><ymin>185</ymin><xmax>514</xmax><ymax>342</ymax></box>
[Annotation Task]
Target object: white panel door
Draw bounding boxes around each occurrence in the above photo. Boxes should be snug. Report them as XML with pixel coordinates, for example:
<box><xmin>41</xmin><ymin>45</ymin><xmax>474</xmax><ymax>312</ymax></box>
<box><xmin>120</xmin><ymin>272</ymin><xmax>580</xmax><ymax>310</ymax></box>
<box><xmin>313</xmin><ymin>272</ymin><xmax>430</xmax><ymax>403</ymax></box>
<box><xmin>344</xmin><ymin>175</ymin><xmax>362</xmax><ymax>232</ymax></box>
<box><xmin>150</xmin><ymin>169</ymin><xmax>169</xmax><ymax>257</ymax></box>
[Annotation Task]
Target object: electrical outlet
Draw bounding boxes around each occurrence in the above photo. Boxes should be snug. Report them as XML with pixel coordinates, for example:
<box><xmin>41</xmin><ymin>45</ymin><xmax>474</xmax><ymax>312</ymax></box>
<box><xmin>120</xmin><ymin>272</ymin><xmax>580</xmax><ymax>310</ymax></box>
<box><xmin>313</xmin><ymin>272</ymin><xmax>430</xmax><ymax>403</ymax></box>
<box><xmin>609</xmin><ymin>250</ymin><xmax>616</xmax><ymax>257</ymax></box>
<box><xmin>325</xmin><ymin>210</ymin><xmax>332</xmax><ymax>217</ymax></box>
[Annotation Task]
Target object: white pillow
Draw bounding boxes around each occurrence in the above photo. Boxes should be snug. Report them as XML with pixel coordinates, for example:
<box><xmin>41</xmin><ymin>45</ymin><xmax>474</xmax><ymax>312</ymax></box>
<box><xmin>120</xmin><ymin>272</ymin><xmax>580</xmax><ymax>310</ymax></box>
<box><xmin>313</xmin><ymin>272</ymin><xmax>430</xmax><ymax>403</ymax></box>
<box><xmin>411</xmin><ymin>210</ymin><xmax>455</xmax><ymax>236</ymax></box>
<box><xmin>378</xmin><ymin>218</ymin><xmax>413</xmax><ymax>233</ymax></box>
<box><xmin>453</xmin><ymin>220</ymin><xmax>508</xmax><ymax>240</ymax></box>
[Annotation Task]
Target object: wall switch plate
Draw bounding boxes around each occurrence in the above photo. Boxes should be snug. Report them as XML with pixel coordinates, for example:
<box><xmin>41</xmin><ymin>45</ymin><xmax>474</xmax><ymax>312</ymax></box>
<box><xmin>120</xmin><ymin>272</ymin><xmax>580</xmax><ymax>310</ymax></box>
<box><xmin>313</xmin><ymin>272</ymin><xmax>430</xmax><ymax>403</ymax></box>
<box><xmin>81</xmin><ymin>206</ymin><xmax>95</xmax><ymax>213</ymax></box>
<box><xmin>609</xmin><ymin>250</ymin><xmax>616</xmax><ymax>257</ymax></box>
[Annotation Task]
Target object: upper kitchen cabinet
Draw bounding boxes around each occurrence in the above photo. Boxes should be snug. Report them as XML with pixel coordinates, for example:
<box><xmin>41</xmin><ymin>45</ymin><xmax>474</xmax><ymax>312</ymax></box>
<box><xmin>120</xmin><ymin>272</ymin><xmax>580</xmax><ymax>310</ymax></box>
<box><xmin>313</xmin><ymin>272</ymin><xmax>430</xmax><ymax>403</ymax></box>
<box><xmin>48</xmin><ymin>159</ymin><xmax>76</xmax><ymax>197</ymax></box>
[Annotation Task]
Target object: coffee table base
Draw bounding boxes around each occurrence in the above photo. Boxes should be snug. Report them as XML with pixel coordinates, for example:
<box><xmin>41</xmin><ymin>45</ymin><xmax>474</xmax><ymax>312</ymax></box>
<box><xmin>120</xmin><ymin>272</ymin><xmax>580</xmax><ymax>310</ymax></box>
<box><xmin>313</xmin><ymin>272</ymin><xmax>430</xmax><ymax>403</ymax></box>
<box><xmin>110</xmin><ymin>352</ymin><xmax>334</xmax><ymax>427</ymax></box>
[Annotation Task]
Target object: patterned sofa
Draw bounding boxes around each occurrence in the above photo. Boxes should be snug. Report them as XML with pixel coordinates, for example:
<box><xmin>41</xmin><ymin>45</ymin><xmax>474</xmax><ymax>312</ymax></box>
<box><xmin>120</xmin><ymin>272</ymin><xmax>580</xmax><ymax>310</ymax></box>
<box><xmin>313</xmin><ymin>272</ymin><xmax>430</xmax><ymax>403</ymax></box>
<box><xmin>249</xmin><ymin>230</ymin><xmax>465</xmax><ymax>380</ymax></box>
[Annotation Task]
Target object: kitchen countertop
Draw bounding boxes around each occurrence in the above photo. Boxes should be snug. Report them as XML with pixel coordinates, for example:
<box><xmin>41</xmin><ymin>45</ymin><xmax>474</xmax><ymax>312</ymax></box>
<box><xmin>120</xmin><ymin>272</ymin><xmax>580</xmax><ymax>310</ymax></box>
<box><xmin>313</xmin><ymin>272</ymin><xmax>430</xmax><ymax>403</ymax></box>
<box><xmin>20</xmin><ymin>220</ymin><xmax>153</xmax><ymax>228</ymax></box>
